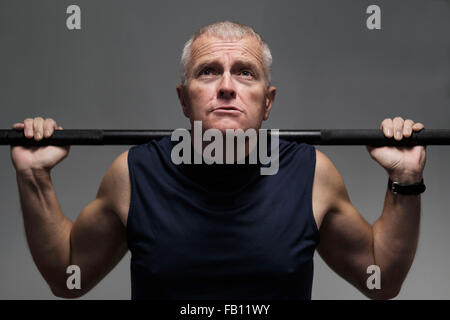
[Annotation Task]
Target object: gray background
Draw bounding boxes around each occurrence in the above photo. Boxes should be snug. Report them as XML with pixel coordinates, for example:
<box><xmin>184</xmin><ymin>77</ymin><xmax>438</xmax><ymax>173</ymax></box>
<box><xmin>1</xmin><ymin>0</ymin><xmax>449</xmax><ymax>299</ymax></box>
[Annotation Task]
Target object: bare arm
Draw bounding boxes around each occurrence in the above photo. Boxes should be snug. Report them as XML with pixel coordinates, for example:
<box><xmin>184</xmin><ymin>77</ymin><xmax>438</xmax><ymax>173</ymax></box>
<box><xmin>315</xmin><ymin>148</ymin><xmax>423</xmax><ymax>300</ymax></box>
<box><xmin>16</xmin><ymin>151</ymin><xmax>129</xmax><ymax>298</ymax></box>
<box><xmin>66</xmin><ymin>150</ymin><xmax>130</xmax><ymax>297</ymax></box>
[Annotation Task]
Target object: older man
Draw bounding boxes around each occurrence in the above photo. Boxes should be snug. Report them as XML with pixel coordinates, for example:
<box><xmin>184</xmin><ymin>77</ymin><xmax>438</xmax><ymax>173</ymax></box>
<box><xmin>10</xmin><ymin>21</ymin><xmax>426</xmax><ymax>300</ymax></box>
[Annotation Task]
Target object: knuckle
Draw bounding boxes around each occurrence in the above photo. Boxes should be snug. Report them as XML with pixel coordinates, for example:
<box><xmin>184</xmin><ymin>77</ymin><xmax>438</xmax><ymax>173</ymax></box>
<box><xmin>44</xmin><ymin>119</ymin><xmax>54</xmax><ymax>127</ymax></box>
<box><xmin>381</xmin><ymin>121</ymin><xmax>391</xmax><ymax>129</ymax></box>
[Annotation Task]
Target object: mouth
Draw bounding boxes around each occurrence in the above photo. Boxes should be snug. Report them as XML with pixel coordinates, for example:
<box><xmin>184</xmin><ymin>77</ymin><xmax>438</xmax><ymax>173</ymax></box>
<box><xmin>212</xmin><ymin>106</ymin><xmax>243</xmax><ymax>114</ymax></box>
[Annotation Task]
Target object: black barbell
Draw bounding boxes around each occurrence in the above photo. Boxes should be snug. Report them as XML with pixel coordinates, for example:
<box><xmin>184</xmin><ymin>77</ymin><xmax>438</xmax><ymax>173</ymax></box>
<box><xmin>1</xmin><ymin>129</ymin><xmax>450</xmax><ymax>146</ymax></box>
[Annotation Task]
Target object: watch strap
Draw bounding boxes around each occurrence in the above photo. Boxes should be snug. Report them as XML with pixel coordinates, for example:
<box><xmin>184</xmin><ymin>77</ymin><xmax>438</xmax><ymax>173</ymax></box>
<box><xmin>388</xmin><ymin>178</ymin><xmax>426</xmax><ymax>195</ymax></box>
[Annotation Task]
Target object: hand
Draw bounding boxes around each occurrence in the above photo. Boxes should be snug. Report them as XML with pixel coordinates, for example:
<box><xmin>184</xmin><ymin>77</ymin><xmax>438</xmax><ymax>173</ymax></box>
<box><xmin>10</xmin><ymin>117</ymin><xmax>70</xmax><ymax>175</ymax></box>
<box><xmin>366</xmin><ymin>117</ymin><xmax>426</xmax><ymax>184</ymax></box>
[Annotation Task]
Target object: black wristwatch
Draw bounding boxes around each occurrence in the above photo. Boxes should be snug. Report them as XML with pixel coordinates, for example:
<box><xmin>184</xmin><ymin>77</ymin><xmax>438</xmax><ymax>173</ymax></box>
<box><xmin>388</xmin><ymin>178</ymin><xmax>426</xmax><ymax>195</ymax></box>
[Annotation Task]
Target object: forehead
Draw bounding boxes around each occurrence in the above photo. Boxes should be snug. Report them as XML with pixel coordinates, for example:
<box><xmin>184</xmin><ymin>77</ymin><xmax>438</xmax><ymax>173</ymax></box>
<box><xmin>189</xmin><ymin>35</ymin><xmax>264</xmax><ymax>68</ymax></box>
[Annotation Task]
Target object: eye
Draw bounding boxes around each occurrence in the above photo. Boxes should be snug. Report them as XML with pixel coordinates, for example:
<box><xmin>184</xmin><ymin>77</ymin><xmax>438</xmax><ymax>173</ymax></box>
<box><xmin>239</xmin><ymin>69</ymin><xmax>254</xmax><ymax>77</ymax></box>
<box><xmin>199</xmin><ymin>68</ymin><xmax>215</xmax><ymax>76</ymax></box>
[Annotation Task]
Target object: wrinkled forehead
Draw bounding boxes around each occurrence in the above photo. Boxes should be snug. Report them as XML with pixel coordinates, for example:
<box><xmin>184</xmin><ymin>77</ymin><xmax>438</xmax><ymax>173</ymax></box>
<box><xmin>189</xmin><ymin>35</ymin><xmax>264</xmax><ymax>69</ymax></box>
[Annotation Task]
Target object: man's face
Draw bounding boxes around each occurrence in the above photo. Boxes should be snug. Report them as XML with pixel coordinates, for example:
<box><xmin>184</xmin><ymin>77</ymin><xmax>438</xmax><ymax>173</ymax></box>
<box><xmin>176</xmin><ymin>35</ymin><xmax>276</xmax><ymax>133</ymax></box>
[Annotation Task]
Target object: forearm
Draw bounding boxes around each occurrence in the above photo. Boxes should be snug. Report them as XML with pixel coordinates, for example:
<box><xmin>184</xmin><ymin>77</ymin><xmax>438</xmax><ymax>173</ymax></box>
<box><xmin>372</xmin><ymin>179</ymin><xmax>421</xmax><ymax>291</ymax></box>
<box><xmin>16</xmin><ymin>169</ymin><xmax>73</xmax><ymax>290</ymax></box>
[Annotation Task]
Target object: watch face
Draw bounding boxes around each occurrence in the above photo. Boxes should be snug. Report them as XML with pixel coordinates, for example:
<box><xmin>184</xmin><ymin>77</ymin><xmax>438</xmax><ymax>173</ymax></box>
<box><xmin>392</xmin><ymin>183</ymin><xmax>400</xmax><ymax>194</ymax></box>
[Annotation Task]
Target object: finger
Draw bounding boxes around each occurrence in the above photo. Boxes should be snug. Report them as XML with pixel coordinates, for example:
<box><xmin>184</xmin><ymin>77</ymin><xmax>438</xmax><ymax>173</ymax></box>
<box><xmin>33</xmin><ymin>117</ymin><xmax>44</xmax><ymax>141</ymax></box>
<box><xmin>412</xmin><ymin>122</ymin><xmax>425</xmax><ymax>131</ymax></box>
<box><xmin>43</xmin><ymin>118</ymin><xmax>56</xmax><ymax>138</ymax></box>
<box><xmin>12</xmin><ymin>123</ymin><xmax>24</xmax><ymax>130</ymax></box>
<box><xmin>380</xmin><ymin>118</ymin><xmax>394</xmax><ymax>138</ymax></box>
<box><xmin>403</xmin><ymin>119</ymin><xmax>414</xmax><ymax>137</ymax></box>
<box><xmin>24</xmin><ymin>118</ymin><xmax>34</xmax><ymax>138</ymax></box>
<box><xmin>393</xmin><ymin>116</ymin><xmax>404</xmax><ymax>140</ymax></box>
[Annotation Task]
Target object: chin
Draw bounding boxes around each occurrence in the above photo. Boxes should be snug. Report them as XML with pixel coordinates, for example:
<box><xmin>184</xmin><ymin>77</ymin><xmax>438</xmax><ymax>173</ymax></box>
<box><xmin>207</xmin><ymin>119</ymin><xmax>249</xmax><ymax>132</ymax></box>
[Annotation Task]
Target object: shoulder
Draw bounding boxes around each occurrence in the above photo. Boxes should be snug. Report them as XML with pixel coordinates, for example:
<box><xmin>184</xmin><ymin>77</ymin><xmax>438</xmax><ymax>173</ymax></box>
<box><xmin>96</xmin><ymin>149</ymin><xmax>131</xmax><ymax>225</ymax></box>
<box><xmin>103</xmin><ymin>149</ymin><xmax>130</xmax><ymax>185</ymax></box>
<box><xmin>313</xmin><ymin>149</ymin><xmax>351</xmax><ymax>221</ymax></box>
<box><xmin>128</xmin><ymin>137</ymin><xmax>173</xmax><ymax>163</ymax></box>
<box><xmin>314</xmin><ymin>149</ymin><xmax>345</xmax><ymax>194</ymax></box>
<box><xmin>278</xmin><ymin>139</ymin><xmax>316</xmax><ymax>165</ymax></box>
<box><xmin>278</xmin><ymin>138</ymin><xmax>312</xmax><ymax>152</ymax></box>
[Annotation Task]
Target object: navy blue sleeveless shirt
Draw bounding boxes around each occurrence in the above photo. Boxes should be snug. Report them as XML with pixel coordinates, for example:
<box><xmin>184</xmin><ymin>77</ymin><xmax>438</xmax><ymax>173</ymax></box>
<box><xmin>126</xmin><ymin>136</ymin><xmax>319</xmax><ymax>300</ymax></box>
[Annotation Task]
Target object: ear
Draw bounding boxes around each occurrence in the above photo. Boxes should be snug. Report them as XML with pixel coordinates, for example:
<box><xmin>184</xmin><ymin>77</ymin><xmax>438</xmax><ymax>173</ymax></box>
<box><xmin>263</xmin><ymin>86</ymin><xmax>276</xmax><ymax>121</ymax></box>
<box><xmin>176</xmin><ymin>84</ymin><xmax>190</xmax><ymax>118</ymax></box>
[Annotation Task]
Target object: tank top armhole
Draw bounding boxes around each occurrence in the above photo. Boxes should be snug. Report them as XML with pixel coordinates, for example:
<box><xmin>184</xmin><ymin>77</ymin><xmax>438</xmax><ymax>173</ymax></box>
<box><xmin>126</xmin><ymin>146</ymin><xmax>136</xmax><ymax>249</ymax></box>
<box><xmin>309</xmin><ymin>145</ymin><xmax>320</xmax><ymax>244</ymax></box>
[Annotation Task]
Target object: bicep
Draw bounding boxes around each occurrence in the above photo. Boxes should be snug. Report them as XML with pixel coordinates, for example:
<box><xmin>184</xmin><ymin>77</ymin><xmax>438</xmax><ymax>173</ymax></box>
<box><xmin>69</xmin><ymin>151</ymin><xmax>129</xmax><ymax>294</ymax></box>
<box><xmin>70</xmin><ymin>198</ymin><xmax>127</xmax><ymax>293</ymax></box>
<box><xmin>315</xmin><ymin>150</ymin><xmax>374</xmax><ymax>292</ymax></box>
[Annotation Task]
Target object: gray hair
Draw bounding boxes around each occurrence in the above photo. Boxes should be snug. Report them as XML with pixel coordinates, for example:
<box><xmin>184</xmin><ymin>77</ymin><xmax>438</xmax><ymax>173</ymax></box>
<box><xmin>180</xmin><ymin>21</ymin><xmax>272</xmax><ymax>86</ymax></box>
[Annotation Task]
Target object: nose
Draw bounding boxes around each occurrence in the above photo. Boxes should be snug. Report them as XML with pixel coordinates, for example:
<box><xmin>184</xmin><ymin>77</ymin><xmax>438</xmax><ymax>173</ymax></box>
<box><xmin>218</xmin><ymin>72</ymin><xmax>236</xmax><ymax>100</ymax></box>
